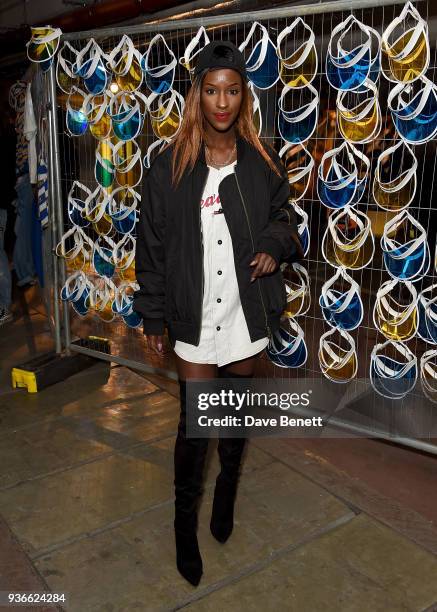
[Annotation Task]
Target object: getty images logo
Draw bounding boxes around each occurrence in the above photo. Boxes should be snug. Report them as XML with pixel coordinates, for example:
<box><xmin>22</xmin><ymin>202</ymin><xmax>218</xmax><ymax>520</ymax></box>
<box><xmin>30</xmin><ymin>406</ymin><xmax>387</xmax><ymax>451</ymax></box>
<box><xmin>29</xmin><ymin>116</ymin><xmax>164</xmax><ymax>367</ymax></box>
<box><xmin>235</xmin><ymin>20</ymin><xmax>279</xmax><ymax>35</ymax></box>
<box><xmin>197</xmin><ymin>389</ymin><xmax>312</xmax><ymax>411</ymax></box>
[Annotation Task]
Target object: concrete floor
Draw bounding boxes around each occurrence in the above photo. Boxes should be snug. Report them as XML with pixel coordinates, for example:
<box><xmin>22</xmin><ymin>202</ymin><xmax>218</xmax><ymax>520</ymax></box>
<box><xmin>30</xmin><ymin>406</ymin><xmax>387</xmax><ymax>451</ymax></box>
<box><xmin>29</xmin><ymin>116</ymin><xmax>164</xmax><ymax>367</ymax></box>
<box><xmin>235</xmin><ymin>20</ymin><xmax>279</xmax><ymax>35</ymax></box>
<box><xmin>1</xmin><ymin>286</ymin><xmax>437</xmax><ymax>612</ymax></box>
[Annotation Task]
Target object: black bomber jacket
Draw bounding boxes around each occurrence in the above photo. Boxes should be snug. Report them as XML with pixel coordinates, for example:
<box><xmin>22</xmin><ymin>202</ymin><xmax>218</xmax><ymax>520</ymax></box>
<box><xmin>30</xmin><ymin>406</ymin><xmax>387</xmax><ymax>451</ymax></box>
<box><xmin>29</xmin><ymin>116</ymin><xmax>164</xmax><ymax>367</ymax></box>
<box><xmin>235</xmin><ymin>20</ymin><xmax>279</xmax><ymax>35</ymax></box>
<box><xmin>133</xmin><ymin>135</ymin><xmax>301</xmax><ymax>348</ymax></box>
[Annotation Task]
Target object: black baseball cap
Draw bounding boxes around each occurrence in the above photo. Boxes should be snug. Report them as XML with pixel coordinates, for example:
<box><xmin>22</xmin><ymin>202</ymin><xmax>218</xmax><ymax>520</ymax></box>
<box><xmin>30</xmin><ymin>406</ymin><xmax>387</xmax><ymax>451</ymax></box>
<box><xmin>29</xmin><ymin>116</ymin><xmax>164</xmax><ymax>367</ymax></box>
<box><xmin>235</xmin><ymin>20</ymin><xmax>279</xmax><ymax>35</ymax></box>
<box><xmin>193</xmin><ymin>41</ymin><xmax>248</xmax><ymax>81</ymax></box>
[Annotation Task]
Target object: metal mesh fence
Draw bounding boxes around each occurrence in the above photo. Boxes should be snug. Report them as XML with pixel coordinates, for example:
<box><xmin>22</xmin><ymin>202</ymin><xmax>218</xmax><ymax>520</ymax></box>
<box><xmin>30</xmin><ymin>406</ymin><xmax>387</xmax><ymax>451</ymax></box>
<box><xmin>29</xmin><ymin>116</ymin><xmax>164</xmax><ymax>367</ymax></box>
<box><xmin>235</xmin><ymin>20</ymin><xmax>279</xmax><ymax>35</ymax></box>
<box><xmin>49</xmin><ymin>0</ymin><xmax>437</xmax><ymax>447</ymax></box>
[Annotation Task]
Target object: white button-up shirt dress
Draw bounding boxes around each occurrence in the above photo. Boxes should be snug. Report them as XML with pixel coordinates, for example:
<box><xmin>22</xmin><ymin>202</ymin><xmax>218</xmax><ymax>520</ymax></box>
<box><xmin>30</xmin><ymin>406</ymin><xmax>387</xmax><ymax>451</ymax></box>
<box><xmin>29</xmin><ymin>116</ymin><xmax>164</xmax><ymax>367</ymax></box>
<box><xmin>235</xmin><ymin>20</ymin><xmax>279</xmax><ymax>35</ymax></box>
<box><xmin>174</xmin><ymin>162</ymin><xmax>269</xmax><ymax>367</ymax></box>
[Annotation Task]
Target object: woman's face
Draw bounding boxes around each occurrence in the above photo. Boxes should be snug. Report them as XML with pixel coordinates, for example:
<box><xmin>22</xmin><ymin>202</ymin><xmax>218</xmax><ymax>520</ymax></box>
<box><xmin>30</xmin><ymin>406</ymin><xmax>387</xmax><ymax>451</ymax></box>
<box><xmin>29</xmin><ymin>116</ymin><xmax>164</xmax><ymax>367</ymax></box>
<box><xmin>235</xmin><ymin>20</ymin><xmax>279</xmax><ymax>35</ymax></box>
<box><xmin>200</xmin><ymin>68</ymin><xmax>243</xmax><ymax>133</ymax></box>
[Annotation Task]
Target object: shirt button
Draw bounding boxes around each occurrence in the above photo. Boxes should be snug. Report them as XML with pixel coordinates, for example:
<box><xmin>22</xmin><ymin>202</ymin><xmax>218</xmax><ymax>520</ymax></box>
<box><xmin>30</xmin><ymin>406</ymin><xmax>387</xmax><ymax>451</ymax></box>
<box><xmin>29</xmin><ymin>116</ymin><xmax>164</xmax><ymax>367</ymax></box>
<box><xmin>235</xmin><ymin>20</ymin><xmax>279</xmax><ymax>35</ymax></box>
<box><xmin>218</xmin><ymin>240</ymin><xmax>222</xmax><ymax>245</ymax></box>
<box><xmin>216</xmin><ymin>326</ymin><xmax>221</xmax><ymax>331</ymax></box>
<box><xmin>217</xmin><ymin>270</ymin><xmax>222</xmax><ymax>275</ymax></box>
<box><xmin>217</xmin><ymin>298</ymin><xmax>221</xmax><ymax>303</ymax></box>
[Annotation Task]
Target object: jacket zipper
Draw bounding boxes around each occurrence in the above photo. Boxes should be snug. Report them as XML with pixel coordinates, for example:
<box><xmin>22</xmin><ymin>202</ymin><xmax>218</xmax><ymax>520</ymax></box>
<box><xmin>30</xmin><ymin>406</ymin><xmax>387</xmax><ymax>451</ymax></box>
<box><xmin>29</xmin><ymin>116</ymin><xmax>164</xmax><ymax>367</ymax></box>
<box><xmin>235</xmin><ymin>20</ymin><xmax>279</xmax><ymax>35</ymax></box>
<box><xmin>196</xmin><ymin>173</ymin><xmax>209</xmax><ymax>345</ymax></box>
<box><xmin>234</xmin><ymin>169</ymin><xmax>272</xmax><ymax>340</ymax></box>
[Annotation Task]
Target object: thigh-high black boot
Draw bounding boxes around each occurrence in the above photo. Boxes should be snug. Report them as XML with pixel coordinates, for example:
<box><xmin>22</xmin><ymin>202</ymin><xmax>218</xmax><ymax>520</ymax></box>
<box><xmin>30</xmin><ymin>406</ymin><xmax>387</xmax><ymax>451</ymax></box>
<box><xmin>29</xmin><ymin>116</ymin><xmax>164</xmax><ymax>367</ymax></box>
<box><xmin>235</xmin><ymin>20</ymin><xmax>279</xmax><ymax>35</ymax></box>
<box><xmin>210</xmin><ymin>370</ymin><xmax>251</xmax><ymax>543</ymax></box>
<box><xmin>174</xmin><ymin>379</ymin><xmax>209</xmax><ymax>586</ymax></box>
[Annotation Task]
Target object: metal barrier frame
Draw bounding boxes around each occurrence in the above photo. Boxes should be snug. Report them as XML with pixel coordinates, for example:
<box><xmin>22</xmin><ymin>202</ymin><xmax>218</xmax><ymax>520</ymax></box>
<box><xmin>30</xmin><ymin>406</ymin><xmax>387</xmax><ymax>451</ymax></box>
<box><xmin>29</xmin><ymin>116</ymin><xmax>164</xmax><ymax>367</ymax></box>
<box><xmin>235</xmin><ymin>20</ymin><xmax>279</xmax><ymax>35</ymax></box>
<box><xmin>46</xmin><ymin>0</ymin><xmax>437</xmax><ymax>453</ymax></box>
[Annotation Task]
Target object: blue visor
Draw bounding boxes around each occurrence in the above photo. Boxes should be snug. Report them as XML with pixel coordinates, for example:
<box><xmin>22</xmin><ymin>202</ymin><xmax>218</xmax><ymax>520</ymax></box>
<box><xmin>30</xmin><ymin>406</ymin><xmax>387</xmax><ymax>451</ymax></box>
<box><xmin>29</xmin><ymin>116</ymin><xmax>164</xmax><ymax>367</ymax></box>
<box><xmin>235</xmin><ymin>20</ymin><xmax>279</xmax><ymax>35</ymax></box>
<box><xmin>383</xmin><ymin>240</ymin><xmax>429</xmax><ymax>281</ymax></box>
<box><xmin>291</xmin><ymin>202</ymin><xmax>310</xmax><ymax>257</ymax></box>
<box><xmin>317</xmin><ymin>150</ymin><xmax>357</xmax><ymax>210</ymax></box>
<box><xmin>266</xmin><ymin>319</ymin><xmax>307</xmax><ymax>368</ymax></box>
<box><xmin>66</xmin><ymin>108</ymin><xmax>88</xmax><ymax>136</ymax></box>
<box><xmin>246</xmin><ymin>38</ymin><xmax>279</xmax><ymax>89</ymax></box>
<box><xmin>93</xmin><ymin>246</ymin><xmax>115</xmax><ymax>279</ymax></box>
<box><xmin>111</xmin><ymin>209</ymin><xmax>137</xmax><ymax>235</ymax></box>
<box><xmin>239</xmin><ymin>23</ymin><xmax>279</xmax><ymax>90</ymax></box>
<box><xmin>122</xmin><ymin>311</ymin><xmax>142</xmax><ymax>328</ymax></box>
<box><xmin>326</xmin><ymin>46</ymin><xmax>371</xmax><ymax>91</ymax></box>
<box><xmin>141</xmin><ymin>34</ymin><xmax>176</xmax><ymax>94</ymax></box>
<box><xmin>417</xmin><ymin>286</ymin><xmax>437</xmax><ymax>344</ymax></box>
<box><xmin>278</xmin><ymin>83</ymin><xmax>319</xmax><ymax>144</ymax></box>
<box><xmin>371</xmin><ymin>349</ymin><xmax>417</xmax><ymax>399</ymax></box>
<box><xmin>381</xmin><ymin>212</ymin><xmax>429</xmax><ymax>282</ymax></box>
<box><xmin>75</xmin><ymin>54</ymin><xmax>108</xmax><ymax>95</ymax></box>
<box><xmin>389</xmin><ymin>78</ymin><xmax>437</xmax><ymax>145</ymax></box>
<box><xmin>112</xmin><ymin>109</ymin><xmax>142</xmax><ymax>141</ymax></box>
<box><xmin>320</xmin><ymin>290</ymin><xmax>363</xmax><ymax>331</ymax></box>
<box><xmin>278</xmin><ymin>105</ymin><xmax>318</xmax><ymax>143</ymax></box>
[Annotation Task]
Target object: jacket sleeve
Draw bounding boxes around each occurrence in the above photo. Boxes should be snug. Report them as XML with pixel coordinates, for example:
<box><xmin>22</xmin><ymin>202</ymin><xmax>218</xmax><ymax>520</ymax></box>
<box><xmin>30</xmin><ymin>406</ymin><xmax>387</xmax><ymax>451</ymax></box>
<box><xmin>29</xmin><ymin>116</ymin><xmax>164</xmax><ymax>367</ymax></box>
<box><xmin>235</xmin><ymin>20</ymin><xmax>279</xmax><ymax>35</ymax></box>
<box><xmin>133</xmin><ymin>161</ymin><xmax>166</xmax><ymax>336</ymax></box>
<box><xmin>254</xmin><ymin>153</ymin><xmax>303</xmax><ymax>265</ymax></box>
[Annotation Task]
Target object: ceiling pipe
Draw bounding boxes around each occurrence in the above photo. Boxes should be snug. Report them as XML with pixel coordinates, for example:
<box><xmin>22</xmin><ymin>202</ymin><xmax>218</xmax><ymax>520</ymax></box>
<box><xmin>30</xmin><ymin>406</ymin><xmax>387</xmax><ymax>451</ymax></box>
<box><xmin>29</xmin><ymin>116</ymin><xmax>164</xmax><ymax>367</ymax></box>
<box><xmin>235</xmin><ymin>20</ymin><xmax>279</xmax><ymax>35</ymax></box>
<box><xmin>37</xmin><ymin>0</ymin><xmax>180</xmax><ymax>32</ymax></box>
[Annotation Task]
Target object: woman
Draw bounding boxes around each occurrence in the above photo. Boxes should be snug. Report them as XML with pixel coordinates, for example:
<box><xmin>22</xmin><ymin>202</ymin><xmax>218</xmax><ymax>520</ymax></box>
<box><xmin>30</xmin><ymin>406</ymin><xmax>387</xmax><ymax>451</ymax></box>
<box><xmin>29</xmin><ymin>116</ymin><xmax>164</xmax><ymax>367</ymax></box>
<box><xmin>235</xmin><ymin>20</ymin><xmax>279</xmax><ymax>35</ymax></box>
<box><xmin>134</xmin><ymin>41</ymin><xmax>302</xmax><ymax>586</ymax></box>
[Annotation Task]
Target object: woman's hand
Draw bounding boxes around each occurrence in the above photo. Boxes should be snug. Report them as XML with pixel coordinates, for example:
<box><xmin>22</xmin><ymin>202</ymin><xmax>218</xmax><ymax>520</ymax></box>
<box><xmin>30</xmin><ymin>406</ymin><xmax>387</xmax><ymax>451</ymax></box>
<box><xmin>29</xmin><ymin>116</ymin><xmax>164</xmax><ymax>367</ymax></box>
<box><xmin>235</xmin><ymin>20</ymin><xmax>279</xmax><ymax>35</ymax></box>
<box><xmin>249</xmin><ymin>252</ymin><xmax>278</xmax><ymax>282</ymax></box>
<box><xmin>146</xmin><ymin>334</ymin><xmax>164</xmax><ymax>356</ymax></box>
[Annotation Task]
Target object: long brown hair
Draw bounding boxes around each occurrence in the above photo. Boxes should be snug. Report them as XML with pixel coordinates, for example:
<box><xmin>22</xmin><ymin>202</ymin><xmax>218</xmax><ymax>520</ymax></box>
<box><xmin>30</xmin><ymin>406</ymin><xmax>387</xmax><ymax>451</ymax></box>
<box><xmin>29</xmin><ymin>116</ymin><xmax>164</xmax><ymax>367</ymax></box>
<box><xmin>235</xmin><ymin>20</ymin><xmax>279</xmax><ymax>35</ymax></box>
<box><xmin>169</xmin><ymin>71</ymin><xmax>282</xmax><ymax>185</ymax></box>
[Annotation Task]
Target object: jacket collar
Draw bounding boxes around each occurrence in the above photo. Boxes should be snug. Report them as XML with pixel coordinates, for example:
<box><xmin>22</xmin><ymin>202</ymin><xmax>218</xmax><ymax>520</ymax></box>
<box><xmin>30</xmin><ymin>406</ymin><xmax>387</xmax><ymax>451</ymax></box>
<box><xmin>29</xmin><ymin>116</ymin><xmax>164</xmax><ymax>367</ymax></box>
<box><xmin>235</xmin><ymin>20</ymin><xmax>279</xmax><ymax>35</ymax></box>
<box><xmin>198</xmin><ymin>132</ymin><xmax>246</xmax><ymax>166</ymax></box>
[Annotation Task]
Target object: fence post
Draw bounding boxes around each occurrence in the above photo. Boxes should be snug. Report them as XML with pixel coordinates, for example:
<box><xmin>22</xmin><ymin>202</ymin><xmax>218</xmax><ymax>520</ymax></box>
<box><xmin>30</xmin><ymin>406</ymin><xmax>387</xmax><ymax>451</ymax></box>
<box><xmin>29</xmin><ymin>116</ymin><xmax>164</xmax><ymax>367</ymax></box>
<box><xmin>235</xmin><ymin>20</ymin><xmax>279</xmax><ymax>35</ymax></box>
<box><xmin>48</xmin><ymin>62</ymin><xmax>71</xmax><ymax>355</ymax></box>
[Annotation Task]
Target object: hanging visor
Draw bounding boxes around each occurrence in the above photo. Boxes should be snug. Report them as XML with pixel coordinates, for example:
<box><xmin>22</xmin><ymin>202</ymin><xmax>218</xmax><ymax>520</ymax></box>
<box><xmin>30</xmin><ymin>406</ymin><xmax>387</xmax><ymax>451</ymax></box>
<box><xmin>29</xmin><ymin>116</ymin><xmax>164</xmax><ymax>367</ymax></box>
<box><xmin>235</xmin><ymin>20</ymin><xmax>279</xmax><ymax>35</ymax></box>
<box><xmin>142</xmin><ymin>34</ymin><xmax>176</xmax><ymax>94</ymax></box>
<box><xmin>61</xmin><ymin>270</ymin><xmax>85</xmax><ymax>303</ymax></box>
<box><xmin>66</xmin><ymin>87</ymin><xmax>92</xmax><ymax>137</ymax></box>
<box><xmin>108</xmin><ymin>187</ymin><xmax>139</xmax><ymax>236</ymax></box>
<box><xmin>147</xmin><ymin>89</ymin><xmax>184</xmax><ymax>141</ymax></box>
<box><xmin>83</xmin><ymin>186</ymin><xmax>109</xmax><ymax>223</ymax></box>
<box><xmin>373</xmin><ymin>278</ymin><xmax>418</xmax><ymax>342</ymax></box>
<box><xmin>92</xmin><ymin>235</ymin><xmax>116</xmax><ymax>279</ymax></box>
<box><xmin>248</xmin><ymin>82</ymin><xmax>262</xmax><ymax>136</ymax></box>
<box><xmin>319</xmin><ymin>267</ymin><xmax>363</xmax><ymax>331</ymax></box>
<box><xmin>277</xmin><ymin>18</ymin><xmax>317</xmax><ymax>88</ymax></box>
<box><xmin>337</xmin><ymin>80</ymin><xmax>381</xmax><ymax>144</ymax></box>
<box><xmin>417</xmin><ymin>285</ymin><xmax>437</xmax><ymax>344</ymax></box>
<box><xmin>283</xmin><ymin>263</ymin><xmax>311</xmax><ymax>317</ymax></box>
<box><xmin>67</xmin><ymin>181</ymin><xmax>91</xmax><ymax>228</ymax></box>
<box><xmin>106</xmin><ymin>35</ymin><xmax>143</xmax><ymax>92</ymax></box>
<box><xmin>108</xmin><ymin>91</ymin><xmax>147</xmax><ymax>142</ymax></box>
<box><xmin>266</xmin><ymin>317</ymin><xmax>307</xmax><ymax>368</ymax></box>
<box><xmin>87</xmin><ymin>187</ymin><xmax>113</xmax><ymax>237</ymax></box>
<box><xmin>373</xmin><ymin>140</ymin><xmax>417</xmax><ymax>212</ymax></box>
<box><xmin>74</xmin><ymin>39</ymin><xmax>109</xmax><ymax>95</ymax></box>
<box><xmin>319</xmin><ymin>328</ymin><xmax>357</xmax><ymax>383</ymax></box>
<box><xmin>326</xmin><ymin>16</ymin><xmax>380</xmax><ymax>92</ymax></box>
<box><xmin>278</xmin><ymin>83</ymin><xmax>319</xmax><ymax>144</ymax></box>
<box><xmin>88</xmin><ymin>93</ymin><xmax>113</xmax><ymax>141</ymax></box>
<box><xmin>388</xmin><ymin>76</ymin><xmax>437</xmax><ymax>145</ymax></box>
<box><xmin>322</xmin><ymin>207</ymin><xmax>374</xmax><ymax>270</ymax></box>
<box><xmin>26</xmin><ymin>26</ymin><xmax>62</xmax><ymax>71</ymax></box>
<box><xmin>179</xmin><ymin>27</ymin><xmax>210</xmax><ymax>80</ymax></box>
<box><xmin>381</xmin><ymin>210</ymin><xmax>430</xmax><ymax>282</ymax></box>
<box><xmin>348</xmin><ymin>143</ymin><xmax>370</xmax><ymax>205</ymax></box>
<box><xmin>370</xmin><ymin>339</ymin><xmax>417</xmax><ymax>399</ymax></box>
<box><xmin>61</xmin><ymin>271</ymin><xmax>91</xmax><ymax>317</ymax></box>
<box><xmin>88</xmin><ymin>277</ymin><xmax>117</xmax><ymax>323</ymax></box>
<box><xmin>113</xmin><ymin>233</ymin><xmax>136</xmax><ymax>277</ymax></box>
<box><xmin>420</xmin><ymin>349</ymin><xmax>437</xmax><ymax>404</ymax></box>
<box><xmin>317</xmin><ymin>142</ymin><xmax>358</xmax><ymax>209</ymax></box>
<box><xmin>381</xmin><ymin>1</ymin><xmax>430</xmax><ymax>84</ymax></box>
<box><xmin>113</xmin><ymin>139</ymin><xmax>143</xmax><ymax>188</ymax></box>
<box><xmin>55</xmin><ymin>226</ymin><xmax>93</xmax><ymax>272</ymax></box>
<box><xmin>112</xmin><ymin>281</ymin><xmax>142</xmax><ymax>328</ymax></box>
<box><xmin>291</xmin><ymin>202</ymin><xmax>310</xmax><ymax>257</ymax></box>
<box><xmin>143</xmin><ymin>138</ymin><xmax>167</xmax><ymax>170</ymax></box>
<box><xmin>239</xmin><ymin>22</ymin><xmax>279</xmax><ymax>90</ymax></box>
<box><xmin>279</xmin><ymin>142</ymin><xmax>314</xmax><ymax>202</ymax></box>
<box><xmin>56</xmin><ymin>41</ymin><xmax>79</xmax><ymax>94</ymax></box>
<box><xmin>95</xmin><ymin>140</ymin><xmax>115</xmax><ymax>189</ymax></box>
